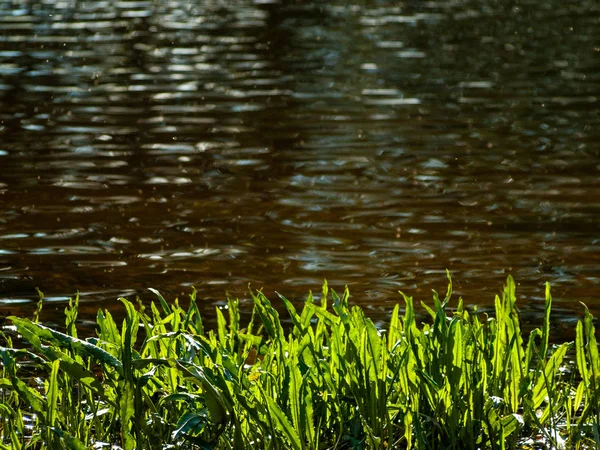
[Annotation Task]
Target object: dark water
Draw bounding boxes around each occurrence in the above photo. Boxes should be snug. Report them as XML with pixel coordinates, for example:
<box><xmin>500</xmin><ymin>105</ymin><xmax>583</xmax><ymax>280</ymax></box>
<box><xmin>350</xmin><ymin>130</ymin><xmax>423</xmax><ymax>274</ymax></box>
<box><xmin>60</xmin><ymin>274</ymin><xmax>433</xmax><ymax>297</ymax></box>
<box><xmin>0</xmin><ymin>0</ymin><xmax>599</xmax><ymax>330</ymax></box>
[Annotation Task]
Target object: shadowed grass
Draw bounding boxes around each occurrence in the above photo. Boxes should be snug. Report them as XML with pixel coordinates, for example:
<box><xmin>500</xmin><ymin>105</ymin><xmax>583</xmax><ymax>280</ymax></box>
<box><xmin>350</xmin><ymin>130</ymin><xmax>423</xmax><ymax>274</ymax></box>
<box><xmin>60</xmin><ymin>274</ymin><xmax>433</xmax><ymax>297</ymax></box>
<box><xmin>0</xmin><ymin>275</ymin><xmax>598</xmax><ymax>449</ymax></box>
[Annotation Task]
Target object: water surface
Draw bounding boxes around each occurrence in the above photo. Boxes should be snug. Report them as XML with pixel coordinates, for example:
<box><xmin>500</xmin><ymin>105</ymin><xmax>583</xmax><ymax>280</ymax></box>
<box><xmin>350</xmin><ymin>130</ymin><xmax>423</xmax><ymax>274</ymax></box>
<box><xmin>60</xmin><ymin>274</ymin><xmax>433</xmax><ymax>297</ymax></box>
<box><xmin>0</xmin><ymin>0</ymin><xmax>599</xmax><ymax>330</ymax></box>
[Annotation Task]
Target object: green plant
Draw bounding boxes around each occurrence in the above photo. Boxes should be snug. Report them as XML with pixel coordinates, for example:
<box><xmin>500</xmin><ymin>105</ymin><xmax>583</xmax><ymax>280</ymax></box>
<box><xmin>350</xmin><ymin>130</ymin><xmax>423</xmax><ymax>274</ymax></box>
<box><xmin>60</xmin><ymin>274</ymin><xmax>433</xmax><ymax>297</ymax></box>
<box><xmin>0</xmin><ymin>275</ymin><xmax>598</xmax><ymax>449</ymax></box>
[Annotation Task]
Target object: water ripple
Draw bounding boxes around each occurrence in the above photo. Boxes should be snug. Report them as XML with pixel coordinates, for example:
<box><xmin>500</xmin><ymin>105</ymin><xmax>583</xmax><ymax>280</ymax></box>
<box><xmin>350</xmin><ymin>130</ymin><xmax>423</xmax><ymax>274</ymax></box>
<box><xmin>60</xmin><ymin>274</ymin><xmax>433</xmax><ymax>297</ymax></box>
<box><xmin>0</xmin><ymin>0</ymin><xmax>598</xmax><ymax>329</ymax></box>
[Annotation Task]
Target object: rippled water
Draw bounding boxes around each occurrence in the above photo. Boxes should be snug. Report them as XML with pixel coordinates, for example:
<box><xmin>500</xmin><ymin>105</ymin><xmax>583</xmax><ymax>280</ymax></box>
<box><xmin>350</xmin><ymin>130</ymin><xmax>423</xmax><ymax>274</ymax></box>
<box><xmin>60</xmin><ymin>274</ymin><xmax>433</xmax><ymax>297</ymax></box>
<box><xmin>0</xmin><ymin>0</ymin><xmax>599</xmax><ymax>328</ymax></box>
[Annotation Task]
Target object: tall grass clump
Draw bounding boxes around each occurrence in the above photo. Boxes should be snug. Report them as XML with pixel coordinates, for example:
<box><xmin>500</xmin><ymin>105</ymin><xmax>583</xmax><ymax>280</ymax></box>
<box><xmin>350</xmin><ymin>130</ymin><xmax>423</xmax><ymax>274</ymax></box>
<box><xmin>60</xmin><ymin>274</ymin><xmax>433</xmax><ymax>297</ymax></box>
<box><xmin>1</xmin><ymin>275</ymin><xmax>599</xmax><ymax>449</ymax></box>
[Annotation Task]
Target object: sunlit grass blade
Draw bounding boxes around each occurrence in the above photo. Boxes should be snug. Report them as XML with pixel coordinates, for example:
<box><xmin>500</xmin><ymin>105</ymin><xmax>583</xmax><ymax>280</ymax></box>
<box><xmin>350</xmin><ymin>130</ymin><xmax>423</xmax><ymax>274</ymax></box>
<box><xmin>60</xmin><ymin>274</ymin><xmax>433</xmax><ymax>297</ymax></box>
<box><xmin>262</xmin><ymin>388</ymin><xmax>303</xmax><ymax>450</ymax></box>
<box><xmin>50</xmin><ymin>427</ymin><xmax>90</xmax><ymax>450</ymax></box>
<box><xmin>2</xmin><ymin>277</ymin><xmax>599</xmax><ymax>449</ymax></box>
<box><xmin>9</xmin><ymin>317</ymin><xmax>124</xmax><ymax>375</ymax></box>
<box><xmin>149</xmin><ymin>287</ymin><xmax>172</xmax><ymax>315</ymax></box>
<box><xmin>46</xmin><ymin>359</ymin><xmax>60</xmax><ymax>429</ymax></box>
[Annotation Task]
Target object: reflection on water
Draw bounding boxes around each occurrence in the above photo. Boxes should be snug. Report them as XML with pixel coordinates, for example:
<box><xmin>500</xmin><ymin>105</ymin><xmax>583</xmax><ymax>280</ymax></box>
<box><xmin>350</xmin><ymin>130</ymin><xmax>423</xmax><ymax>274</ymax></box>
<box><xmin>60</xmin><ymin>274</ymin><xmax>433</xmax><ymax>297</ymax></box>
<box><xmin>0</xmin><ymin>0</ymin><xmax>599</xmax><ymax>328</ymax></box>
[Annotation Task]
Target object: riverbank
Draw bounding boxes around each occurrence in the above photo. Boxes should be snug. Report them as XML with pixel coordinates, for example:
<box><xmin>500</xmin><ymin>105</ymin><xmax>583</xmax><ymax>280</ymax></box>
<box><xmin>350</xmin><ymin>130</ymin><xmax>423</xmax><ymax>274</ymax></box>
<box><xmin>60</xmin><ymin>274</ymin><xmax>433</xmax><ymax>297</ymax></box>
<box><xmin>1</xmin><ymin>276</ymin><xmax>598</xmax><ymax>449</ymax></box>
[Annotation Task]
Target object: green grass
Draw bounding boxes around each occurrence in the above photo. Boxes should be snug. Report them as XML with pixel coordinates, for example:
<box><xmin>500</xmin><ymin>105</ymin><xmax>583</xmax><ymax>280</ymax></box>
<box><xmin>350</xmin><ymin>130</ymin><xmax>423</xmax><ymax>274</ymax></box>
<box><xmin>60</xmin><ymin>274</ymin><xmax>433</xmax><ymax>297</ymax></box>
<box><xmin>0</xmin><ymin>275</ymin><xmax>599</xmax><ymax>449</ymax></box>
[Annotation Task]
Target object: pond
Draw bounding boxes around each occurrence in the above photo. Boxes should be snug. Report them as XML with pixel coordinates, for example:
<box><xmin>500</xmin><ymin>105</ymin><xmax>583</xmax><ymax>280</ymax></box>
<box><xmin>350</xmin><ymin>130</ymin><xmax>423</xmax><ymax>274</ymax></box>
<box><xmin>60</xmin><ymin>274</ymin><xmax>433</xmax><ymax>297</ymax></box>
<box><xmin>0</xmin><ymin>0</ymin><xmax>599</xmax><ymax>331</ymax></box>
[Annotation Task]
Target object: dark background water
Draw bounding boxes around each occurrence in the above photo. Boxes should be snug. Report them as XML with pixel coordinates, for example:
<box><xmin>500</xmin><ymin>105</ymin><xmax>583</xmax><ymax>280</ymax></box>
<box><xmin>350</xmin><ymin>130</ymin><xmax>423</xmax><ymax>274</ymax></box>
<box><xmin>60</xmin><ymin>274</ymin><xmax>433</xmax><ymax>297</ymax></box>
<box><xmin>0</xmin><ymin>0</ymin><xmax>599</xmax><ymax>330</ymax></box>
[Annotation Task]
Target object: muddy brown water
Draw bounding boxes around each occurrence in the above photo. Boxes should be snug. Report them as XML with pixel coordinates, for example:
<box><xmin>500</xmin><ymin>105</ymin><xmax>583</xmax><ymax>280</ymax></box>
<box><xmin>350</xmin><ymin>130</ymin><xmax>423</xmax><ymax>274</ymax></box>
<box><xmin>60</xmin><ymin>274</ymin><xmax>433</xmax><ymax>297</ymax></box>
<box><xmin>0</xmin><ymin>0</ymin><xmax>599</xmax><ymax>334</ymax></box>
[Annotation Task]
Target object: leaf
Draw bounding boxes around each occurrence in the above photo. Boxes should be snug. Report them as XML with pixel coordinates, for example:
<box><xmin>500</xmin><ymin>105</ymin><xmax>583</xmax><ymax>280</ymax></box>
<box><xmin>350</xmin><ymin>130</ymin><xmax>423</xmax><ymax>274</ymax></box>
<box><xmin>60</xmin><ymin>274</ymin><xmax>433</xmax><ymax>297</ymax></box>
<box><xmin>332</xmin><ymin>289</ymin><xmax>350</xmax><ymax>325</ymax></box>
<box><xmin>205</xmin><ymin>385</ymin><xmax>227</xmax><ymax>426</ymax></box>
<box><xmin>288</xmin><ymin>353</ymin><xmax>303</xmax><ymax>435</ymax></box>
<box><xmin>277</xmin><ymin>292</ymin><xmax>304</xmax><ymax>333</ymax></box>
<box><xmin>176</xmin><ymin>362</ymin><xmax>229</xmax><ymax>427</ymax></box>
<box><xmin>303</xmin><ymin>383</ymin><xmax>315</xmax><ymax>446</ymax></box>
<box><xmin>532</xmin><ymin>344</ymin><xmax>569</xmax><ymax>410</ymax></box>
<box><xmin>448</xmin><ymin>318</ymin><xmax>464</xmax><ymax>387</ymax></box>
<box><xmin>540</xmin><ymin>282</ymin><xmax>552</xmax><ymax>360</ymax></box>
<box><xmin>575</xmin><ymin>321</ymin><xmax>589</xmax><ymax>382</ymax></box>
<box><xmin>216</xmin><ymin>307</ymin><xmax>227</xmax><ymax>347</ymax></box>
<box><xmin>149</xmin><ymin>287</ymin><xmax>172</xmax><ymax>315</ymax></box>
<box><xmin>321</xmin><ymin>280</ymin><xmax>328</xmax><ymax>308</ymax></box>
<box><xmin>227</xmin><ymin>296</ymin><xmax>240</xmax><ymax>336</ymax></box>
<box><xmin>0</xmin><ymin>345</ymin><xmax>46</xmax><ymax>363</ymax></box>
<box><xmin>251</xmin><ymin>291</ymin><xmax>282</xmax><ymax>340</ymax></box>
<box><xmin>120</xmin><ymin>380</ymin><xmax>136</xmax><ymax>450</ymax></box>
<box><xmin>97</xmin><ymin>309</ymin><xmax>121</xmax><ymax>349</ymax></box>
<box><xmin>8</xmin><ymin>317</ymin><xmax>123</xmax><ymax>375</ymax></box>
<box><xmin>0</xmin><ymin>349</ymin><xmax>47</xmax><ymax>419</ymax></box>
<box><xmin>49</xmin><ymin>428</ymin><xmax>89</xmax><ymax>450</ymax></box>
<box><xmin>501</xmin><ymin>413</ymin><xmax>523</xmax><ymax>439</ymax></box>
<box><xmin>172</xmin><ymin>411</ymin><xmax>208</xmax><ymax>440</ymax></box>
<box><xmin>46</xmin><ymin>359</ymin><xmax>60</xmax><ymax>428</ymax></box>
<box><xmin>574</xmin><ymin>380</ymin><xmax>585</xmax><ymax>414</ymax></box>
<box><xmin>263</xmin><ymin>390</ymin><xmax>302</xmax><ymax>450</ymax></box>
